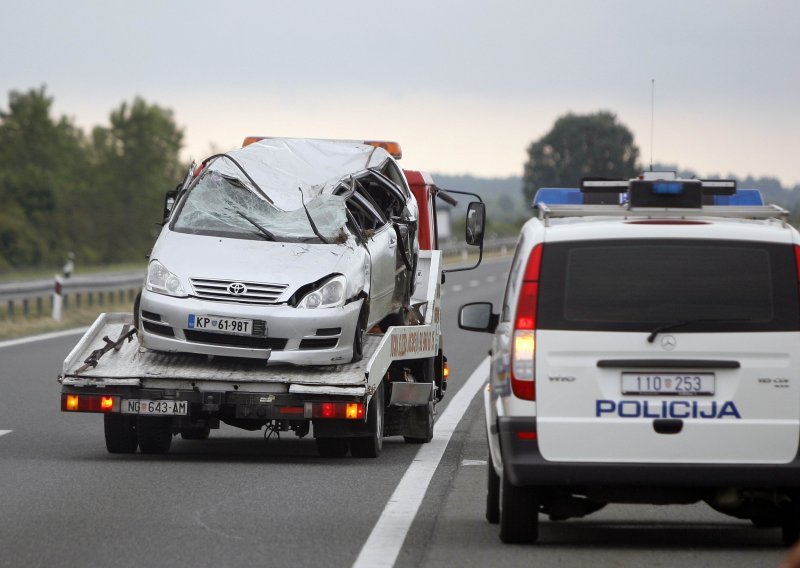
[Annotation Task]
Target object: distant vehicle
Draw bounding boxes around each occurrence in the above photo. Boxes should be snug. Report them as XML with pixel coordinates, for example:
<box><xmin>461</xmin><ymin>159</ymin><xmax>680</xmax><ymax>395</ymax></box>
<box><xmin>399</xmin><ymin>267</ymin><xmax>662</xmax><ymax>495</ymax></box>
<box><xmin>138</xmin><ymin>138</ymin><xmax>421</xmax><ymax>365</ymax></box>
<box><xmin>460</xmin><ymin>173</ymin><xmax>800</xmax><ymax>545</ymax></box>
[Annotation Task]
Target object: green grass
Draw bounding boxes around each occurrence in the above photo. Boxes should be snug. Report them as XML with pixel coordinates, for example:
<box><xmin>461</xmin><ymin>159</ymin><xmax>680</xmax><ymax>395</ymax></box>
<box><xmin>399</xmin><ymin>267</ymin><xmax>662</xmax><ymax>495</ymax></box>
<box><xmin>0</xmin><ymin>261</ymin><xmax>146</xmax><ymax>283</ymax></box>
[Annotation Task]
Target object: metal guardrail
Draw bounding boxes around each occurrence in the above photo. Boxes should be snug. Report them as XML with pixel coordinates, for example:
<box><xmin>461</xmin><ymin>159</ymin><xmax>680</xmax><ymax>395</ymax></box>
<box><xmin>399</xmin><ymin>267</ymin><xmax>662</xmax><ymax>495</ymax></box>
<box><xmin>0</xmin><ymin>238</ymin><xmax>517</xmax><ymax>319</ymax></box>
<box><xmin>0</xmin><ymin>271</ymin><xmax>144</xmax><ymax>319</ymax></box>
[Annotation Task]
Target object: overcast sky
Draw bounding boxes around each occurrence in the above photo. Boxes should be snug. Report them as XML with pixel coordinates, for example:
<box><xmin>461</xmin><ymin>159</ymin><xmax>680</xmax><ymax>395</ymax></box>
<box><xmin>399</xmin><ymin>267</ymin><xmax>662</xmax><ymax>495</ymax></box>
<box><xmin>2</xmin><ymin>0</ymin><xmax>798</xmax><ymax>185</ymax></box>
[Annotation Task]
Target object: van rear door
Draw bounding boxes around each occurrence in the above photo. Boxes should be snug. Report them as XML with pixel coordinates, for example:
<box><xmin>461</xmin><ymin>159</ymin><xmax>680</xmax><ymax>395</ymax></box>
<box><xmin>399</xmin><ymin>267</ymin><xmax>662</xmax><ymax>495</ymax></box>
<box><xmin>534</xmin><ymin>238</ymin><xmax>800</xmax><ymax>464</ymax></box>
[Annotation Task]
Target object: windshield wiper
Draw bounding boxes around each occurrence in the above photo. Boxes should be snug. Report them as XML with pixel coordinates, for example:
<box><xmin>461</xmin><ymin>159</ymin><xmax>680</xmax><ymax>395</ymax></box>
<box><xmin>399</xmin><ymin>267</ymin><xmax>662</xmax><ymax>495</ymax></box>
<box><xmin>236</xmin><ymin>210</ymin><xmax>276</xmax><ymax>241</ymax></box>
<box><xmin>647</xmin><ymin>318</ymin><xmax>752</xmax><ymax>343</ymax></box>
<box><xmin>298</xmin><ymin>188</ymin><xmax>330</xmax><ymax>244</ymax></box>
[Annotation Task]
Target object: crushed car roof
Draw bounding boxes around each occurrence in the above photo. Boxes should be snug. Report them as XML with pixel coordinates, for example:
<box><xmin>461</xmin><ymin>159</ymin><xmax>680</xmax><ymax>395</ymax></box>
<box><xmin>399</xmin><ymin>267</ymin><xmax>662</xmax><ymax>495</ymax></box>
<box><xmin>208</xmin><ymin>138</ymin><xmax>393</xmax><ymax>210</ymax></box>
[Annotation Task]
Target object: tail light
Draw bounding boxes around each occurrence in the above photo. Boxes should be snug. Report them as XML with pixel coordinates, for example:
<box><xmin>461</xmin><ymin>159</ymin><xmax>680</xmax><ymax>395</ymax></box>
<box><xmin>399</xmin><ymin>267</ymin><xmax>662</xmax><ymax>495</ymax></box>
<box><xmin>308</xmin><ymin>402</ymin><xmax>365</xmax><ymax>420</ymax></box>
<box><xmin>61</xmin><ymin>394</ymin><xmax>119</xmax><ymax>413</ymax></box>
<box><xmin>511</xmin><ymin>244</ymin><xmax>543</xmax><ymax>400</ymax></box>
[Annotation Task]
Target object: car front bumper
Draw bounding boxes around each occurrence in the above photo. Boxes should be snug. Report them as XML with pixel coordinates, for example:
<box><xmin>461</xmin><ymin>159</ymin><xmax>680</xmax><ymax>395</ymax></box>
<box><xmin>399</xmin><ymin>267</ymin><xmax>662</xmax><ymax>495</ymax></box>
<box><xmin>498</xmin><ymin>417</ymin><xmax>800</xmax><ymax>488</ymax></box>
<box><xmin>139</xmin><ymin>290</ymin><xmax>363</xmax><ymax>365</ymax></box>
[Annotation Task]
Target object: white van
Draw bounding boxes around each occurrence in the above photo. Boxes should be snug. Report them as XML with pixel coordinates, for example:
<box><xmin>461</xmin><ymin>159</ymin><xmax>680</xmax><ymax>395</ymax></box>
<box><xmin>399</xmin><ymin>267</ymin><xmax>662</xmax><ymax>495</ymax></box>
<box><xmin>460</xmin><ymin>175</ymin><xmax>800</xmax><ymax>545</ymax></box>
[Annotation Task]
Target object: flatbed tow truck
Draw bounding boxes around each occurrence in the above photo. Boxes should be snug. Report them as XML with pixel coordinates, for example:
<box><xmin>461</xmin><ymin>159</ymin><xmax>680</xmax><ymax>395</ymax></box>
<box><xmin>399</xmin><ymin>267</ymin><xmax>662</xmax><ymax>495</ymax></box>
<box><xmin>58</xmin><ymin>154</ymin><xmax>486</xmax><ymax>458</ymax></box>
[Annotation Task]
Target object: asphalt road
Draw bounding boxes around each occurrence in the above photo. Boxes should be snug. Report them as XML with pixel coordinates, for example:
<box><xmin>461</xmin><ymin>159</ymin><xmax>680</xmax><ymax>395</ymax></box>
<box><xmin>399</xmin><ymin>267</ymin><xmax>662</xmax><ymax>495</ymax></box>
<box><xmin>0</xmin><ymin>256</ymin><xmax>791</xmax><ymax>567</ymax></box>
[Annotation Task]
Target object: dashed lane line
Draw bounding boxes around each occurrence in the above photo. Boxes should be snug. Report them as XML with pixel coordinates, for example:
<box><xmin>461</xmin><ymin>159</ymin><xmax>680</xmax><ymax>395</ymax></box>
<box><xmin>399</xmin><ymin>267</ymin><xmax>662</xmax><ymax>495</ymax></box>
<box><xmin>468</xmin><ymin>280</ymin><xmax>480</xmax><ymax>287</ymax></box>
<box><xmin>352</xmin><ymin>357</ymin><xmax>490</xmax><ymax>568</ymax></box>
<box><xmin>0</xmin><ymin>431</ymin><xmax>12</xmax><ymax>438</ymax></box>
<box><xmin>450</xmin><ymin>284</ymin><xmax>463</xmax><ymax>292</ymax></box>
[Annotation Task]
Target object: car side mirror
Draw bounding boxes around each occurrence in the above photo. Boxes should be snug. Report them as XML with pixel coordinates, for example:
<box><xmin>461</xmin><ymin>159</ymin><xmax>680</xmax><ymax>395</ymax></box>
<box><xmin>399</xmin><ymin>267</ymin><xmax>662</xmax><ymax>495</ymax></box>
<box><xmin>163</xmin><ymin>187</ymin><xmax>179</xmax><ymax>222</ymax></box>
<box><xmin>465</xmin><ymin>202</ymin><xmax>485</xmax><ymax>246</ymax></box>
<box><xmin>459</xmin><ymin>302</ymin><xmax>498</xmax><ymax>333</ymax></box>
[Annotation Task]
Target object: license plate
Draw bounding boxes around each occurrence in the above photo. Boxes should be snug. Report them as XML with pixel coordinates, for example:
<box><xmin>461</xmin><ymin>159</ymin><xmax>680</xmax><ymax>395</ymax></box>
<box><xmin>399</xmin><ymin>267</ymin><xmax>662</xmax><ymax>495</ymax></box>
<box><xmin>621</xmin><ymin>373</ymin><xmax>715</xmax><ymax>395</ymax></box>
<box><xmin>188</xmin><ymin>314</ymin><xmax>254</xmax><ymax>335</ymax></box>
<box><xmin>122</xmin><ymin>399</ymin><xmax>189</xmax><ymax>415</ymax></box>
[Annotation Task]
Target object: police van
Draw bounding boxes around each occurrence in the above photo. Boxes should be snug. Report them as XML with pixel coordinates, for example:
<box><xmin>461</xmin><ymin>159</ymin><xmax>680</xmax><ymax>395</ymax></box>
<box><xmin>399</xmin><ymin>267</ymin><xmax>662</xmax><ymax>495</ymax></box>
<box><xmin>459</xmin><ymin>173</ymin><xmax>800</xmax><ymax>544</ymax></box>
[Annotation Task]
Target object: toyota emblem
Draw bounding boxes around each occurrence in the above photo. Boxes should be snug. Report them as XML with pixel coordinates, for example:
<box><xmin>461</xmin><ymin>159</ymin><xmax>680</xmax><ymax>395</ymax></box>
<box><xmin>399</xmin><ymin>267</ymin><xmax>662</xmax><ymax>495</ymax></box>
<box><xmin>227</xmin><ymin>282</ymin><xmax>247</xmax><ymax>295</ymax></box>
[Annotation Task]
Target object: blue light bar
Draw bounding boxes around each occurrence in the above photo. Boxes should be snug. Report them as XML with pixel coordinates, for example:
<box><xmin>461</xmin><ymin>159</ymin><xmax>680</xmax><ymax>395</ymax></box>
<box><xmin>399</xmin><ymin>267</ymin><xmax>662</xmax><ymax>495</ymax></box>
<box><xmin>713</xmin><ymin>189</ymin><xmax>764</xmax><ymax>206</ymax></box>
<box><xmin>533</xmin><ymin>188</ymin><xmax>582</xmax><ymax>206</ymax></box>
<box><xmin>651</xmin><ymin>182</ymin><xmax>684</xmax><ymax>195</ymax></box>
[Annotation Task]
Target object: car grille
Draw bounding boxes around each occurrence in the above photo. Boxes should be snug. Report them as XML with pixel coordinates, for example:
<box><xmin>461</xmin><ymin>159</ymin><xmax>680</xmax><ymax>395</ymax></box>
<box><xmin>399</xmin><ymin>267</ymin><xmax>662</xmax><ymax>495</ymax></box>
<box><xmin>190</xmin><ymin>277</ymin><xmax>288</xmax><ymax>304</ymax></box>
<box><xmin>183</xmin><ymin>329</ymin><xmax>288</xmax><ymax>350</ymax></box>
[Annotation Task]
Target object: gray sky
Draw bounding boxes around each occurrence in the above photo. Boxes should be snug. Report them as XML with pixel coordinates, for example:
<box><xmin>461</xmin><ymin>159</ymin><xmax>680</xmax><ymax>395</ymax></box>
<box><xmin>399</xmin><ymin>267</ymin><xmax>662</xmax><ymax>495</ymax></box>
<box><xmin>2</xmin><ymin>0</ymin><xmax>798</xmax><ymax>185</ymax></box>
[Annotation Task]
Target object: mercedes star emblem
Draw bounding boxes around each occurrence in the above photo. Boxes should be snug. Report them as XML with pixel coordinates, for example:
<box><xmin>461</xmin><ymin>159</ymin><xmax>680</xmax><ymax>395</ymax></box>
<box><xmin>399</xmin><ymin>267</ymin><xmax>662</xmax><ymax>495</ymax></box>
<box><xmin>660</xmin><ymin>335</ymin><xmax>676</xmax><ymax>350</ymax></box>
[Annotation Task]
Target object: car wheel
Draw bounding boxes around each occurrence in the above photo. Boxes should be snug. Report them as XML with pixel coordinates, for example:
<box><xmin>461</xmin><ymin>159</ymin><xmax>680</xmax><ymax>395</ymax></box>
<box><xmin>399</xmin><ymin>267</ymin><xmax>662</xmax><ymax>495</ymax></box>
<box><xmin>104</xmin><ymin>414</ymin><xmax>138</xmax><ymax>454</ymax></box>
<box><xmin>486</xmin><ymin>453</ymin><xmax>500</xmax><ymax>524</ymax></box>
<box><xmin>316</xmin><ymin>437</ymin><xmax>349</xmax><ymax>458</ymax></box>
<box><xmin>352</xmin><ymin>305</ymin><xmax>368</xmax><ymax>363</ymax></box>
<box><xmin>137</xmin><ymin>417</ymin><xmax>173</xmax><ymax>454</ymax></box>
<box><xmin>782</xmin><ymin>492</ymin><xmax>800</xmax><ymax>545</ymax></box>
<box><xmin>350</xmin><ymin>382</ymin><xmax>384</xmax><ymax>458</ymax></box>
<box><xmin>133</xmin><ymin>289</ymin><xmax>142</xmax><ymax>330</ymax></box>
<box><xmin>180</xmin><ymin>426</ymin><xmax>211</xmax><ymax>441</ymax></box>
<box><xmin>499</xmin><ymin>466</ymin><xmax>539</xmax><ymax>544</ymax></box>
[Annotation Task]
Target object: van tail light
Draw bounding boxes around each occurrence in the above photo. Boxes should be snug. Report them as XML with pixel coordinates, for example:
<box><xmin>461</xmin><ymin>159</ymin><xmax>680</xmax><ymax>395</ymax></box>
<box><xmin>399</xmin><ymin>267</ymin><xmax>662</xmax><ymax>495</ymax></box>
<box><xmin>61</xmin><ymin>394</ymin><xmax>119</xmax><ymax>413</ymax></box>
<box><xmin>511</xmin><ymin>244</ymin><xmax>543</xmax><ymax>400</ymax></box>
<box><xmin>795</xmin><ymin>245</ymin><xmax>800</xmax><ymax>291</ymax></box>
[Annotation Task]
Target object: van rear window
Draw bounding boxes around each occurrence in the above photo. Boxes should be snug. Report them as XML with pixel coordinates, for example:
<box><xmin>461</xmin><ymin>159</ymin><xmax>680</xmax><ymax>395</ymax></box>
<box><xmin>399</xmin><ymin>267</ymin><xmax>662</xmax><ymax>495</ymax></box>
<box><xmin>537</xmin><ymin>239</ymin><xmax>800</xmax><ymax>333</ymax></box>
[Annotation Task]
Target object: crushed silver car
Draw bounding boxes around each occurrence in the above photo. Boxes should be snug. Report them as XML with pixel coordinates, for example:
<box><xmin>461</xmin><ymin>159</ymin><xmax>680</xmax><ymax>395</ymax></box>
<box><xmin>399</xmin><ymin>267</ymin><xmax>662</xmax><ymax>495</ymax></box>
<box><xmin>136</xmin><ymin>138</ymin><xmax>419</xmax><ymax>365</ymax></box>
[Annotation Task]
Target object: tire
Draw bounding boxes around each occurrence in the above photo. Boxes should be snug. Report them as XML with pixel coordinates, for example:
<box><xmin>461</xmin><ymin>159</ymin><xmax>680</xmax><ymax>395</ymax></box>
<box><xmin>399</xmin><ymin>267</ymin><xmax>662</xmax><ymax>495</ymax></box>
<box><xmin>104</xmin><ymin>414</ymin><xmax>138</xmax><ymax>454</ymax></box>
<box><xmin>403</xmin><ymin>401</ymin><xmax>434</xmax><ymax>444</ymax></box>
<box><xmin>133</xmin><ymin>289</ymin><xmax>142</xmax><ymax>330</ymax></box>
<box><xmin>137</xmin><ymin>417</ymin><xmax>173</xmax><ymax>454</ymax></box>
<box><xmin>499</xmin><ymin>467</ymin><xmax>539</xmax><ymax>544</ymax></box>
<box><xmin>180</xmin><ymin>426</ymin><xmax>210</xmax><ymax>441</ymax></box>
<box><xmin>486</xmin><ymin>453</ymin><xmax>500</xmax><ymax>524</ymax></box>
<box><xmin>352</xmin><ymin>305</ymin><xmax>368</xmax><ymax>363</ymax></box>
<box><xmin>782</xmin><ymin>493</ymin><xmax>800</xmax><ymax>546</ymax></box>
<box><xmin>316</xmin><ymin>437</ymin><xmax>349</xmax><ymax>458</ymax></box>
<box><xmin>350</xmin><ymin>382</ymin><xmax>385</xmax><ymax>458</ymax></box>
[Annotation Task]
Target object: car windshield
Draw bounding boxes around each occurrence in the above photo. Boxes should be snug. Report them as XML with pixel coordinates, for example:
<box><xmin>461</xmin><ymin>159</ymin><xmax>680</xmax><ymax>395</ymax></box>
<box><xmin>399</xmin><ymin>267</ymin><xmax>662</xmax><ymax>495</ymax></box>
<box><xmin>172</xmin><ymin>172</ymin><xmax>348</xmax><ymax>243</ymax></box>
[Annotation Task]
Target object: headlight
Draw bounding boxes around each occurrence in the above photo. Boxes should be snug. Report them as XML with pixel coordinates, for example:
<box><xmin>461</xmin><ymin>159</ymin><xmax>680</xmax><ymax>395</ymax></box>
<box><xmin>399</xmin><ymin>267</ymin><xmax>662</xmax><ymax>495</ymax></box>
<box><xmin>146</xmin><ymin>260</ymin><xmax>187</xmax><ymax>297</ymax></box>
<box><xmin>298</xmin><ymin>275</ymin><xmax>346</xmax><ymax>309</ymax></box>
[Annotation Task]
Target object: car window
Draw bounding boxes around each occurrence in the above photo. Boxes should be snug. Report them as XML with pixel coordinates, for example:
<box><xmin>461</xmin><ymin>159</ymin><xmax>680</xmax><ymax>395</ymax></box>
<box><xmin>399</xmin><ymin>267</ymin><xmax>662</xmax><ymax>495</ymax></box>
<box><xmin>171</xmin><ymin>172</ymin><xmax>348</xmax><ymax>243</ymax></box>
<box><xmin>537</xmin><ymin>238</ymin><xmax>800</xmax><ymax>332</ymax></box>
<box><xmin>501</xmin><ymin>234</ymin><xmax>528</xmax><ymax>322</ymax></box>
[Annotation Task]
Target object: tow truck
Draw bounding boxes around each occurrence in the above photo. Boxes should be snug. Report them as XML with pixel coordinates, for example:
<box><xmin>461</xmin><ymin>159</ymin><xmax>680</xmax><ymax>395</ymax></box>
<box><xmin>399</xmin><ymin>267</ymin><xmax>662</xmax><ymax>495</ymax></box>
<box><xmin>58</xmin><ymin>140</ymin><xmax>486</xmax><ymax>458</ymax></box>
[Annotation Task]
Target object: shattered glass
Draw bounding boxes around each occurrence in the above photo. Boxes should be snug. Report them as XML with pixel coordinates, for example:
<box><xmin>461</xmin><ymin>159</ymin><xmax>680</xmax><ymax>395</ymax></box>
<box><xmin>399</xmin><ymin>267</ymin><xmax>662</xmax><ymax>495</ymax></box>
<box><xmin>173</xmin><ymin>172</ymin><xmax>348</xmax><ymax>243</ymax></box>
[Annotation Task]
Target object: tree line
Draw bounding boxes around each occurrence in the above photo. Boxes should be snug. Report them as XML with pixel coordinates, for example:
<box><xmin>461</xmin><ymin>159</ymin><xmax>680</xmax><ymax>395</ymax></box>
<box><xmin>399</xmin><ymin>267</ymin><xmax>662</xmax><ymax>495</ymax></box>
<box><xmin>0</xmin><ymin>87</ymin><xmax>184</xmax><ymax>271</ymax></box>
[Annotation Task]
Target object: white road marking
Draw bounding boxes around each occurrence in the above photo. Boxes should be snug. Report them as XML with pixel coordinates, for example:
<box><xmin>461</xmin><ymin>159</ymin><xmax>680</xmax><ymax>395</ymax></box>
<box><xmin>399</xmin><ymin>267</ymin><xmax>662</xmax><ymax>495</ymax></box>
<box><xmin>0</xmin><ymin>327</ymin><xmax>88</xmax><ymax>350</ymax></box>
<box><xmin>486</xmin><ymin>275</ymin><xmax>497</xmax><ymax>283</ymax></box>
<box><xmin>352</xmin><ymin>357</ymin><xmax>490</xmax><ymax>568</ymax></box>
<box><xmin>468</xmin><ymin>280</ymin><xmax>480</xmax><ymax>287</ymax></box>
<box><xmin>451</xmin><ymin>284</ymin><xmax>463</xmax><ymax>292</ymax></box>
<box><xmin>0</xmin><ymin>431</ymin><xmax>12</xmax><ymax>438</ymax></box>
<box><xmin>461</xmin><ymin>459</ymin><xmax>487</xmax><ymax>466</ymax></box>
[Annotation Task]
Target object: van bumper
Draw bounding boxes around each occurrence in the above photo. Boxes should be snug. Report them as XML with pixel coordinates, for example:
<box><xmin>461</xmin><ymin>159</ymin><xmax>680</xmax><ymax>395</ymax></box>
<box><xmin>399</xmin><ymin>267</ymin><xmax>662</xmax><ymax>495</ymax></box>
<box><xmin>498</xmin><ymin>417</ymin><xmax>800</xmax><ymax>488</ymax></box>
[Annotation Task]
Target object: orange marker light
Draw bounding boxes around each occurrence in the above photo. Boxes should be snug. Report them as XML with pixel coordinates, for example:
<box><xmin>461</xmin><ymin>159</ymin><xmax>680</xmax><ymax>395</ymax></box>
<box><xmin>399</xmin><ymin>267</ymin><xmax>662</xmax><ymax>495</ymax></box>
<box><xmin>100</xmin><ymin>397</ymin><xmax>114</xmax><ymax>411</ymax></box>
<box><xmin>364</xmin><ymin>140</ymin><xmax>402</xmax><ymax>159</ymax></box>
<box><xmin>66</xmin><ymin>395</ymin><xmax>79</xmax><ymax>411</ymax></box>
<box><xmin>242</xmin><ymin>136</ymin><xmax>266</xmax><ymax>147</ymax></box>
<box><xmin>346</xmin><ymin>403</ymin><xmax>364</xmax><ymax>420</ymax></box>
<box><xmin>443</xmin><ymin>362</ymin><xmax>450</xmax><ymax>381</ymax></box>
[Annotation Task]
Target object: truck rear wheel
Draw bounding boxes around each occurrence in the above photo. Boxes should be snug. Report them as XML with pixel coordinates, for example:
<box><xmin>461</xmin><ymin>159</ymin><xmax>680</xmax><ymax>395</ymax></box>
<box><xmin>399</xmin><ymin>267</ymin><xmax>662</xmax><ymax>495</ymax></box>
<box><xmin>350</xmin><ymin>382</ymin><xmax>384</xmax><ymax>458</ymax></box>
<box><xmin>316</xmin><ymin>438</ymin><xmax>349</xmax><ymax>458</ymax></box>
<box><xmin>137</xmin><ymin>417</ymin><xmax>173</xmax><ymax>454</ymax></box>
<box><xmin>403</xmin><ymin>401</ymin><xmax>434</xmax><ymax>444</ymax></box>
<box><xmin>104</xmin><ymin>414</ymin><xmax>138</xmax><ymax>454</ymax></box>
<box><xmin>499</xmin><ymin>468</ymin><xmax>539</xmax><ymax>544</ymax></box>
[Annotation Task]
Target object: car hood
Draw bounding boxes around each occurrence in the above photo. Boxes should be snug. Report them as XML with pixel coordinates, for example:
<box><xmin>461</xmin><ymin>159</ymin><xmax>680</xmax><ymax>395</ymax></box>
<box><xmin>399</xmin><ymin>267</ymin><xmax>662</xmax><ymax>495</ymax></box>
<box><xmin>151</xmin><ymin>230</ymin><xmax>367</xmax><ymax>300</ymax></box>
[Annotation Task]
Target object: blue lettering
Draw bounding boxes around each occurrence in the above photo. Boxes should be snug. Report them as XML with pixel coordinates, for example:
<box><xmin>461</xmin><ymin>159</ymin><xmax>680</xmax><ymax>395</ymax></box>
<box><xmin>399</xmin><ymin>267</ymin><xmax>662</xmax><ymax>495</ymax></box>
<box><xmin>700</xmin><ymin>401</ymin><xmax>718</xmax><ymax>419</ymax></box>
<box><xmin>669</xmin><ymin>401</ymin><xmax>691</xmax><ymax>418</ymax></box>
<box><xmin>642</xmin><ymin>401</ymin><xmax>659</xmax><ymax>418</ymax></box>
<box><xmin>718</xmin><ymin>401</ymin><xmax>742</xmax><ymax>419</ymax></box>
<box><xmin>596</xmin><ymin>400</ymin><xmax>616</xmax><ymax>416</ymax></box>
<box><xmin>619</xmin><ymin>401</ymin><xmax>641</xmax><ymax>418</ymax></box>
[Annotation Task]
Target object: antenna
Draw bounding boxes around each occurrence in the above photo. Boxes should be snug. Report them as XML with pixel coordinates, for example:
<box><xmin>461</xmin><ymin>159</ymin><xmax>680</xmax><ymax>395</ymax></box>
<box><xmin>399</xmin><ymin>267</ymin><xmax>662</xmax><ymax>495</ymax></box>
<box><xmin>649</xmin><ymin>78</ymin><xmax>655</xmax><ymax>172</ymax></box>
